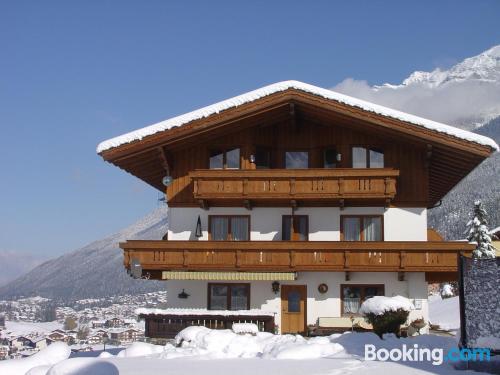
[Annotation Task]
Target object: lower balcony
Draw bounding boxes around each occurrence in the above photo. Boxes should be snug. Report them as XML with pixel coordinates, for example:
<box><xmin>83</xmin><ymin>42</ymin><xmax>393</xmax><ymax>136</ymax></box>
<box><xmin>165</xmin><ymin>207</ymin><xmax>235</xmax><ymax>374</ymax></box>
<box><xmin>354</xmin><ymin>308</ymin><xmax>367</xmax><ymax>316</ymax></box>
<box><xmin>121</xmin><ymin>240</ymin><xmax>474</xmax><ymax>280</ymax></box>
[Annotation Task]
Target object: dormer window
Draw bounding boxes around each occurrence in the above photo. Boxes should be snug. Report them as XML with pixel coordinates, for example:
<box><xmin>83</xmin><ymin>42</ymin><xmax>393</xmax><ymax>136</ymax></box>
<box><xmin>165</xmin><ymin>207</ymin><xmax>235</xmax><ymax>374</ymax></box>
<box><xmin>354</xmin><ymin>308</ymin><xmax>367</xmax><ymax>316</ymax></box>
<box><xmin>285</xmin><ymin>151</ymin><xmax>309</xmax><ymax>169</ymax></box>
<box><xmin>323</xmin><ymin>148</ymin><xmax>338</xmax><ymax>168</ymax></box>
<box><xmin>352</xmin><ymin>147</ymin><xmax>384</xmax><ymax>168</ymax></box>
<box><xmin>209</xmin><ymin>148</ymin><xmax>240</xmax><ymax>169</ymax></box>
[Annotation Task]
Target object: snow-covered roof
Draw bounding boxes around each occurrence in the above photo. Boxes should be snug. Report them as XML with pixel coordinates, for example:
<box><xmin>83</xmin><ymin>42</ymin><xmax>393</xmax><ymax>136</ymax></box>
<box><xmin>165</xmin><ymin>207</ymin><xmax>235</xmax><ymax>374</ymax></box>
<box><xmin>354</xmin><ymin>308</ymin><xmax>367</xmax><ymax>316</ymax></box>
<box><xmin>97</xmin><ymin>80</ymin><xmax>499</xmax><ymax>153</ymax></box>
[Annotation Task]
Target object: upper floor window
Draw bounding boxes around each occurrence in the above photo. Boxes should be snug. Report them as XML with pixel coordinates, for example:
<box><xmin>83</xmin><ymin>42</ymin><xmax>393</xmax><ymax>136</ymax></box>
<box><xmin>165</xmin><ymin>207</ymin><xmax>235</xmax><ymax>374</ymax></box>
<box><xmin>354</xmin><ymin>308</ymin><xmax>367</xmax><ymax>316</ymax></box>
<box><xmin>209</xmin><ymin>215</ymin><xmax>249</xmax><ymax>241</ymax></box>
<box><xmin>285</xmin><ymin>151</ymin><xmax>309</xmax><ymax>169</ymax></box>
<box><xmin>352</xmin><ymin>147</ymin><xmax>384</xmax><ymax>168</ymax></box>
<box><xmin>255</xmin><ymin>147</ymin><xmax>271</xmax><ymax>169</ymax></box>
<box><xmin>209</xmin><ymin>148</ymin><xmax>240</xmax><ymax>169</ymax></box>
<box><xmin>282</xmin><ymin>215</ymin><xmax>308</xmax><ymax>241</ymax></box>
<box><xmin>341</xmin><ymin>215</ymin><xmax>383</xmax><ymax>241</ymax></box>
<box><xmin>324</xmin><ymin>148</ymin><xmax>338</xmax><ymax>168</ymax></box>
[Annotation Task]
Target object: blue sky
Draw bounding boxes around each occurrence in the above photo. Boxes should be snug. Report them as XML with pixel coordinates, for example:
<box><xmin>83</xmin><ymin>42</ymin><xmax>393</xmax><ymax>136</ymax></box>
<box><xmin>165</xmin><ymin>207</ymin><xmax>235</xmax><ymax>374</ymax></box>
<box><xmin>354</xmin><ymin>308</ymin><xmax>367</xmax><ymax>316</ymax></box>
<box><xmin>1</xmin><ymin>0</ymin><xmax>499</xmax><ymax>258</ymax></box>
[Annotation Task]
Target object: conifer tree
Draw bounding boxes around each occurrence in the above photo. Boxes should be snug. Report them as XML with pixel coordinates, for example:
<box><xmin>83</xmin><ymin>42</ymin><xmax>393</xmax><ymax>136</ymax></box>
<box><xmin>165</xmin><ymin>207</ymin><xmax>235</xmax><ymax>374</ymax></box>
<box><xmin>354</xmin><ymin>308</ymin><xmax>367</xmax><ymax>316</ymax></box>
<box><xmin>466</xmin><ymin>200</ymin><xmax>496</xmax><ymax>259</ymax></box>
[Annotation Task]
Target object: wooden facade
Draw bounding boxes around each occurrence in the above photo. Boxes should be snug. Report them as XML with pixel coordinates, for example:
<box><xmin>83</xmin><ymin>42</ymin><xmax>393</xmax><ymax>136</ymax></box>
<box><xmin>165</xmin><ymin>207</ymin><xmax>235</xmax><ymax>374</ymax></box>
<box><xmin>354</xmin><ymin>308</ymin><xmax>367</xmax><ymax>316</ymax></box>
<box><xmin>122</xmin><ymin>240</ymin><xmax>474</xmax><ymax>278</ymax></box>
<box><xmin>99</xmin><ymin>89</ymin><xmax>494</xmax><ymax>208</ymax></box>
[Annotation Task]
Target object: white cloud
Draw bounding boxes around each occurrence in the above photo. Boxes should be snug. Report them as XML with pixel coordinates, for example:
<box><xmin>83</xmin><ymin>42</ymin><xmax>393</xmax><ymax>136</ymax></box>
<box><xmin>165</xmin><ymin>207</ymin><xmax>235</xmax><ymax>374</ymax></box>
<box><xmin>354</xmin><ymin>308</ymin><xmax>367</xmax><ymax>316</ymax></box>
<box><xmin>333</xmin><ymin>78</ymin><xmax>500</xmax><ymax>129</ymax></box>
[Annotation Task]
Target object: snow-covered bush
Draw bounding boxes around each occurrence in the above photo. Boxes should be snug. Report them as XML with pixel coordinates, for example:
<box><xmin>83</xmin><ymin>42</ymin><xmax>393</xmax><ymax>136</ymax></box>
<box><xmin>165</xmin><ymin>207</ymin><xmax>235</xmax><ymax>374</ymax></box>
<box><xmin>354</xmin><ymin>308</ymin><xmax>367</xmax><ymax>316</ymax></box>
<box><xmin>440</xmin><ymin>283</ymin><xmax>454</xmax><ymax>299</ymax></box>
<box><xmin>359</xmin><ymin>296</ymin><xmax>414</xmax><ymax>337</ymax></box>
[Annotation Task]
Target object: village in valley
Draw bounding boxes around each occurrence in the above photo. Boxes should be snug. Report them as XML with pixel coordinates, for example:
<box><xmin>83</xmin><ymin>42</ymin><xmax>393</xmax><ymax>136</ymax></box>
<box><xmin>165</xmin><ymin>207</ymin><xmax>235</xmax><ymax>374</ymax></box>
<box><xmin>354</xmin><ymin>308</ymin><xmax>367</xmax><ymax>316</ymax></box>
<box><xmin>0</xmin><ymin>291</ymin><xmax>167</xmax><ymax>360</ymax></box>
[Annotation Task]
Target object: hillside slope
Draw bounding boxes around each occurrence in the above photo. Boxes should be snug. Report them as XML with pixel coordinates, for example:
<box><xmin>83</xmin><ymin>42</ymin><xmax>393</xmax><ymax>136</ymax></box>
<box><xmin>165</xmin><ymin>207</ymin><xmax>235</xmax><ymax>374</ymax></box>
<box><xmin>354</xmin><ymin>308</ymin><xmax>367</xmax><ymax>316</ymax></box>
<box><xmin>0</xmin><ymin>206</ymin><xmax>168</xmax><ymax>301</ymax></box>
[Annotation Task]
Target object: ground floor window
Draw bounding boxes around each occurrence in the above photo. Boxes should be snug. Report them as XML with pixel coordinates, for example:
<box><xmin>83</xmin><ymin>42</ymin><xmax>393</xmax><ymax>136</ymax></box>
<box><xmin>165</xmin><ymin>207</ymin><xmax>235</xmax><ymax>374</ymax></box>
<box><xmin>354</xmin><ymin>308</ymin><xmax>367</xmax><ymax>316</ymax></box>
<box><xmin>208</xmin><ymin>283</ymin><xmax>250</xmax><ymax>310</ymax></box>
<box><xmin>341</xmin><ymin>284</ymin><xmax>384</xmax><ymax>315</ymax></box>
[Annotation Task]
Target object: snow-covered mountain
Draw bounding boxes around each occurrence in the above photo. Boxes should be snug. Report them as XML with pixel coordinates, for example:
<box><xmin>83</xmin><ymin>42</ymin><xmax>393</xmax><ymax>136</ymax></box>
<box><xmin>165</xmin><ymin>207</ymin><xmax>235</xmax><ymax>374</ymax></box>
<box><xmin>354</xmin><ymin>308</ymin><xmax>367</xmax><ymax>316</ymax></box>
<box><xmin>335</xmin><ymin>45</ymin><xmax>500</xmax><ymax>129</ymax></box>
<box><xmin>0</xmin><ymin>206</ymin><xmax>169</xmax><ymax>301</ymax></box>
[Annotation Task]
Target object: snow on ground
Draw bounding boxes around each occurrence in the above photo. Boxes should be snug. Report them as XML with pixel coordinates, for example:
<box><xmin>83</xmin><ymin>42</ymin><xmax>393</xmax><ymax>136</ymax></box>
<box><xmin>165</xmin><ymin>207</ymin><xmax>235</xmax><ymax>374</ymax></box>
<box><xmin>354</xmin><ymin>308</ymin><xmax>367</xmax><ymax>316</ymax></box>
<box><xmin>2</xmin><ymin>328</ymin><xmax>498</xmax><ymax>375</ymax></box>
<box><xmin>429</xmin><ymin>295</ymin><xmax>460</xmax><ymax>333</ymax></box>
<box><xmin>0</xmin><ymin>342</ymin><xmax>70</xmax><ymax>375</ymax></box>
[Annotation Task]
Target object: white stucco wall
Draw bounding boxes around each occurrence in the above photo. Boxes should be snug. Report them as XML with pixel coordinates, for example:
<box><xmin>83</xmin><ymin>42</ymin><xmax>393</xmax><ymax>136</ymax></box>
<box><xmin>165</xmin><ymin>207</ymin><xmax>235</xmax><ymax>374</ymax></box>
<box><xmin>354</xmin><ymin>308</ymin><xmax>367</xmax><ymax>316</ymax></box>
<box><xmin>164</xmin><ymin>271</ymin><xmax>429</xmax><ymax>333</ymax></box>
<box><xmin>167</xmin><ymin>206</ymin><xmax>427</xmax><ymax>241</ymax></box>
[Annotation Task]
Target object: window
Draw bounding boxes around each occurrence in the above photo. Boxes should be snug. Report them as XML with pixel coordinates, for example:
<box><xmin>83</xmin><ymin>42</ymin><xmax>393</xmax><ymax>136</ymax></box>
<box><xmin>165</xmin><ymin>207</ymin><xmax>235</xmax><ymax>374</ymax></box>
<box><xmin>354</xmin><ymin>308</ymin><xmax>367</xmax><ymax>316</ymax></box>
<box><xmin>255</xmin><ymin>147</ymin><xmax>271</xmax><ymax>169</ymax></box>
<box><xmin>341</xmin><ymin>216</ymin><xmax>383</xmax><ymax>241</ymax></box>
<box><xmin>208</xmin><ymin>283</ymin><xmax>250</xmax><ymax>310</ymax></box>
<box><xmin>341</xmin><ymin>284</ymin><xmax>384</xmax><ymax>315</ymax></box>
<box><xmin>351</xmin><ymin>147</ymin><xmax>384</xmax><ymax>168</ymax></box>
<box><xmin>285</xmin><ymin>151</ymin><xmax>308</xmax><ymax>169</ymax></box>
<box><xmin>323</xmin><ymin>148</ymin><xmax>338</xmax><ymax>168</ymax></box>
<box><xmin>209</xmin><ymin>148</ymin><xmax>240</xmax><ymax>169</ymax></box>
<box><xmin>209</xmin><ymin>216</ymin><xmax>249</xmax><ymax>241</ymax></box>
<box><xmin>282</xmin><ymin>215</ymin><xmax>308</xmax><ymax>241</ymax></box>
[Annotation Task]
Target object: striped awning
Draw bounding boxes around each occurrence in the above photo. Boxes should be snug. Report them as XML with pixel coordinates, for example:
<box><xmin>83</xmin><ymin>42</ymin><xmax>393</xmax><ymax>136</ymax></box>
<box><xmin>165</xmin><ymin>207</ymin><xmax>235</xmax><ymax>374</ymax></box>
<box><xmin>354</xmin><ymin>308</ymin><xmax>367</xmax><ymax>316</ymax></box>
<box><xmin>161</xmin><ymin>271</ymin><xmax>297</xmax><ymax>281</ymax></box>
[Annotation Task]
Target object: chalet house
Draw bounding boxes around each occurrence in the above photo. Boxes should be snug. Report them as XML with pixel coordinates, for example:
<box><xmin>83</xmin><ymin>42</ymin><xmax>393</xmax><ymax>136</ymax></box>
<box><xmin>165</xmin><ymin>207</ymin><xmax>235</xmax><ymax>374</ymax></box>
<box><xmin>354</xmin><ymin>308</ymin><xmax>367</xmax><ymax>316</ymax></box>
<box><xmin>105</xmin><ymin>318</ymin><xmax>125</xmax><ymax>328</ymax></box>
<box><xmin>108</xmin><ymin>328</ymin><xmax>141</xmax><ymax>344</ymax></box>
<box><xmin>97</xmin><ymin>80</ymin><xmax>498</xmax><ymax>337</ymax></box>
<box><xmin>87</xmin><ymin>334</ymin><xmax>103</xmax><ymax>345</ymax></box>
<box><xmin>47</xmin><ymin>331</ymin><xmax>67</xmax><ymax>343</ymax></box>
<box><xmin>9</xmin><ymin>336</ymin><xmax>47</xmax><ymax>350</ymax></box>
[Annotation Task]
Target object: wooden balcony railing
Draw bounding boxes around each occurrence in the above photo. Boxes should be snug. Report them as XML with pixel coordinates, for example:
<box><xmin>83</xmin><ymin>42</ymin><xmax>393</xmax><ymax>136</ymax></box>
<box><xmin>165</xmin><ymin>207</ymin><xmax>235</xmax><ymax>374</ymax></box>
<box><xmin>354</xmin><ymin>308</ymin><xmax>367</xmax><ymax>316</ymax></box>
<box><xmin>121</xmin><ymin>240</ymin><xmax>474</xmax><ymax>278</ymax></box>
<box><xmin>189</xmin><ymin>168</ymin><xmax>399</xmax><ymax>203</ymax></box>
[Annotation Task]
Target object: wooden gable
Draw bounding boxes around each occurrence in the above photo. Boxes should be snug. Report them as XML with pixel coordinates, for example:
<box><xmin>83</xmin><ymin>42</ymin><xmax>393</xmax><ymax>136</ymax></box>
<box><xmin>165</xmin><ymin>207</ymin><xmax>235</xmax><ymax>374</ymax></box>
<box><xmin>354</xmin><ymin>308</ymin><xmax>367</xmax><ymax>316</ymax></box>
<box><xmin>99</xmin><ymin>88</ymin><xmax>495</xmax><ymax>207</ymax></box>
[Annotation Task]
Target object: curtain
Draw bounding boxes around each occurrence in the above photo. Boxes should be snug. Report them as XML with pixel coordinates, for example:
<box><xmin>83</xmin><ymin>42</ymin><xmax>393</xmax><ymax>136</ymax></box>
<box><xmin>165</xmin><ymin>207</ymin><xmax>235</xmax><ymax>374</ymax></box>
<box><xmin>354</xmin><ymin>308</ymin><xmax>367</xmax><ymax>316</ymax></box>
<box><xmin>231</xmin><ymin>217</ymin><xmax>249</xmax><ymax>241</ymax></box>
<box><xmin>343</xmin><ymin>218</ymin><xmax>361</xmax><ymax>241</ymax></box>
<box><xmin>352</xmin><ymin>147</ymin><xmax>367</xmax><ymax>168</ymax></box>
<box><xmin>211</xmin><ymin>217</ymin><xmax>229</xmax><ymax>240</ymax></box>
<box><xmin>226</xmin><ymin>148</ymin><xmax>240</xmax><ymax>169</ymax></box>
<box><xmin>282</xmin><ymin>216</ymin><xmax>292</xmax><ymax>240</ymax></box>
<box><xmin>344</xmin><ymin>298</ymin><xmax>361</xmax><ymax>313</ymax></box>
<box><xmin>296</xmin><ymin>217</ymin><xmax>308</xmax><ymax>241</ymax></box>
<box><xmin>364</xmin><ymin>217</ymin><xmax>382</xmax><ymax>241</ymax></box>
<box><xmin>285</xmin><ymin>151</ymin><xmax>308</xmax><ymax>169</ymax></box>
<box><xmin>209</xmin><ymin>285</ymin><xmax>228</xmax><ymax>310</ymax></box>
<box><xmin>369</xmin><ymin>148</ymin><xmax>384</xmax><ymax>168</ymax></box>
<box><xmin>230</xmin><ymin>286</ymin><xmax>248</xmax><ymax>310</ymax></box>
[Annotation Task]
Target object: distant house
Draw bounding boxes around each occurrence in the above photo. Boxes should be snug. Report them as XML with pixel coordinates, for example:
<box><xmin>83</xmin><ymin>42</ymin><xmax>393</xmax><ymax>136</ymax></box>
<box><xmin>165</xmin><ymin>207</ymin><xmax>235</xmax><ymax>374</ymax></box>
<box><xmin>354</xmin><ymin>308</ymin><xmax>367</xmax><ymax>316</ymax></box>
<box><xmin>10</xmin><ymin>336</ymin><xmax>47</xmax><ymax>350</ymax></box>
<box><xmin>490</xmin><ymin>226</ymin><xmax>500</xmax><ymax>256</ymax></box>
<box><xmin>0</xmin><ymin>315</ymin><xmax>5</xmax><ymax>329</ymax></box>
<box><xmin>105</xmin><ymin>318</ymin><xmax>124</xmax><ymax>328</ymax></box>
<box><xmin>87</xmin><ymin>334</ymin><xmax>103</xmax><ymax>345</ymax></box>
<box><xmin>108</xmin><ymin>328</ymin><xmax>141</xmax><ymax>344</ymax></box>
<box><xmin>47</xmin><ymin>331</ymin><xmax>67</xmax><ymax>343</ymax></box>
<box><xmin>91</xmin><ymin>320</ymin><xmax>106</xmax><ymax>329</ymax></box>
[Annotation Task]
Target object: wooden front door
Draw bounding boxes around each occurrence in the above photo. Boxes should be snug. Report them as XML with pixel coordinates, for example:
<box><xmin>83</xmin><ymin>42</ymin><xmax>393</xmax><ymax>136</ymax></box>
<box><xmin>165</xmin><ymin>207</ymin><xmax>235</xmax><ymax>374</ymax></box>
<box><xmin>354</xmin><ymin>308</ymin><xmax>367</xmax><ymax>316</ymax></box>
<box><xmin>281</xmin><ymin>285</ymin><xmax>307</xmax><ymax>334</ymax></box>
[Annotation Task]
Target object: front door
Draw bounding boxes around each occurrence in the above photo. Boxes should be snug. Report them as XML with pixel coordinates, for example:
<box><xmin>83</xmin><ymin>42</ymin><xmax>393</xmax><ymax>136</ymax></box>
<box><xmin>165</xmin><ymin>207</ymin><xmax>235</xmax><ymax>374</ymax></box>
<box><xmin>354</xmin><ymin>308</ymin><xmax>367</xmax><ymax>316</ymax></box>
<box><xmin>281</xmin><ymin>285</ymin><xmax>307</xmax><ymax>334</ymax></box>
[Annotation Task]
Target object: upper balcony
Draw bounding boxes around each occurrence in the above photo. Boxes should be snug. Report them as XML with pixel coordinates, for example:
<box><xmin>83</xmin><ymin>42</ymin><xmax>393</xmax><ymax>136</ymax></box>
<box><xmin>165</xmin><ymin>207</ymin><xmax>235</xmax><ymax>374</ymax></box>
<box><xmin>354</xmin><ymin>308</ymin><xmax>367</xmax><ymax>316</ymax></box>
<box><xmin>189</xmin><ymin>168</ymin><xmax>399</xmax><ymax>208</ymax></box>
